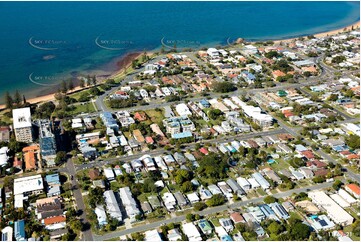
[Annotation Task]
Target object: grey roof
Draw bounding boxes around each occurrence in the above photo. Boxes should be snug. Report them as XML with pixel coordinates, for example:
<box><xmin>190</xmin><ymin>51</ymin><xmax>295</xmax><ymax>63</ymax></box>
<box><xmin>104</xmin><ymin>190</ymin><xmax>123</xmax><ymax>221</ymax></box>
<box><xmin>252</xmin><ymin>173</ymin><xmax>270</xmax><ymax>190</ymax></box>
<box><xmin>174</xmin><ymin>192</ymin><xmax>188</xmax><ymax>206</ymax></box>
<box><xmin>226</xmin><ymin>179</ymin><xmax>245</xmax><ymax>196</ymax></box>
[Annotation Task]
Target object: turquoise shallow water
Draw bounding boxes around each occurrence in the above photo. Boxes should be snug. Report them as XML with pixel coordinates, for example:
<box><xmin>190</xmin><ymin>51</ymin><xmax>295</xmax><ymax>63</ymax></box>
<box><xmin>0</xmin><ymin>1</ymin><xmax>359</xmax><ymax>101</ymax></box>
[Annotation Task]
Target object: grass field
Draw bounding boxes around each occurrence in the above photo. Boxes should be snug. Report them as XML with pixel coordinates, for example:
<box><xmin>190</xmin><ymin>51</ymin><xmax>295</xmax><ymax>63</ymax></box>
<box><xmin>68</xmin><ymin>102</ymin><xmax>96</xmax><ymax>115</ymax></box>
<box><xmin>145</xmin><ymin>109</ymin><xmax>164</xmax><ymax>123</ymax></box>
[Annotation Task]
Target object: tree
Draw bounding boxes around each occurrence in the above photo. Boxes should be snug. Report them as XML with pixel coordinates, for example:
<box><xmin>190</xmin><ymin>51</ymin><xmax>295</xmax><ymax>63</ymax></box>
<box><xmin>165</xmin><ymin>94</ymin><xmax>181</xmax><ymax>102</ymax></box>
<box><xmin>78</xmin><ymin>92</ymin><xmax>91</xmax><ymax>102</ymax></box>
<box><xmin>263</xmin><ymin>195</ymin><xmax>277</xmax><ymax>204</ymax></box>
<box><xmin>22</xmin><ymin>95</ymin><xmax>27</xmax><ymax>104</ymax></box>
<box><xmin>193</xmin><ymin>202</ymin><xmax>207</xmax><ymax>211</ymax></box>
<box><xmin>68</xmin><ymin>79</ymin><xmax>74</xmax><ymax>91</ymax></box>
<box><xmin>303</xmin><ymin>71</ymin><xmax>311</xmax><ymax>77</ymax></box>
<box><xmin>352</xmin><ymin>220</ymin><xmax>360</xmax><ymax>237</ymax></box>
<box><xmin>131</xmin><ymin>232</ymin><xmax>145</xmax><ymax>241</ymax></box>
<box><xmin>4</xmin><ymin>91</ymin><xmax>13</xmax><ymax>109</ymax></box>
<box><xmin>91</xmin><ymin>76</ymin><xmax>97</xmax><ymax>86</ymax></box>
<box><xmin>89</xmin><ymin>87</ymin><xmax>101</xmax><ymax>96</ymax></box>
<box><xmin>206</xmin><ymin>194</ymin><xmax>226</xmax><ymax>207</ymax></box>
<box><xmin>346</xmin><ymin>135</ymin><xmax>360</xmax><ymax>150</ymax></box>
<box><xmin>181</xmin><ymin>181</ymin><xmax>194</xmax><ymax>193</ymax></box>
<box><xmin>186</xmin><ymin>213</ymin><xmax>195</xmax><ymax>222</ymax></box>
<box><xmin>290</xmin><ymin>222</ymin><xmax>310</xmax><ymax>240</ymax></box>
<box><xmin>197</xmin><ymin>153</ymin><xmax>229</xmax><ymax>180</ymax></box>
<box><xmin>68</xmin><ymin>219</ymin><xmax>83</xmax><ymax>232</ymax></box>
<box><xmin>14</xmin><ymin>90</ymin><xmax>22</xmax><ymax>106</ymax></box>
<box><xmin>143</xmin><ymin>178</ymin><xmax>157</xmax><ymax>193</ymax></box>
<box><xmin>265</xmin><ymin>50</ymin><xmax>281</xmax><ymax>59</ymax></box>
<box><xmin>61</xmin><ymin>80</ymin><xmax>68</xmax><ymax>93</ymax></box>
<box><xmin>332</xmin><ymin>180</ymin><xmax>343</xmax><ymax>190</ymax></box>
<box><xmin>55</xmin><ymin>151</ymin><xmax>67</xmax><ymax>165</ymax></box>
<box><xmin>294</xmin><ymin>192</ymin><xmax>308</xmax><ymax>201</ymax></box>
<box><xmin>236</xmin><ymin>223</ymin><xmax>247</xmax><ymax>233</ymax></box>
<box><xmin>175</xmin><ymin>169</ymin><xmax>192</xmax><ymax>184</ymax></box>
<box><xmin>331</xmin><ymin>55</ymin><xmax>346</xmax><ymax>64</ymax></box>
<box><xmin>268</xmin><ymin>221</ymin><xmax>285</xmax><ymax>235</ymax></box>
<box><xmin>79</xmin><ymin>79</ymin><xmax>85</xmax><ymax>88</ymax></box>
<box><xmin>208</xmin><ymin>109</ymin><xmax>223</xmax><ymax>120</ymax></box>
<box><xmin>312</xmin><ymin>176</ymin><xmax>326</xmax><ymax>183</ymax></box>
<box><xmin>212</xmin><ymin>82</ymin><xmax>237</xmax><ymax>93</ymax></box>
<box><xmin>36</xmin><ymin>101</ymin><xmax>56</xmax><ymax>118</ymax></box>
<box><xmin>88</xmin><ymin>187</ymin><xmax>105</xmax><ymax>208</ymax></box>
<box><xmin>66</xmin><ymin>207</ymin><xmax>77</xmax><ymax>219</ymax></box>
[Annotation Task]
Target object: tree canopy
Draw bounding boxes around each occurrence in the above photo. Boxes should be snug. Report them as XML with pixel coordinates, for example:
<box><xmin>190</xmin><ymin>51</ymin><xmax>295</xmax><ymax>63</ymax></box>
<box><xmin>212</xmin><ymin>82</ymin><xmax>237</xmax><ymax>93</ymax></box>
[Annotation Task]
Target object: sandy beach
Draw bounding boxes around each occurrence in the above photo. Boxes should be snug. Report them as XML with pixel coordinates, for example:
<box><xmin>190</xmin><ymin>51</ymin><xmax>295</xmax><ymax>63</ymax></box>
<box><xmin>0</xmin><ymin>52</ymin><xmax>144</xmax><ymax>110</ymax></box>
<box><xmin>0</xmin><ymin>21</ymin><xmax>359</xmax><ymax>110</ymax></box>
<box><xmin>271</xmin><ymin>21</ymin><xmax>360</xmax><ymax>44</ymax></box>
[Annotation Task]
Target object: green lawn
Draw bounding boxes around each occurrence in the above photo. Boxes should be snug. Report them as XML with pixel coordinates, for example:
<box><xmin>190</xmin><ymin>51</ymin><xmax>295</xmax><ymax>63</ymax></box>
<box><xmin>145</xmin><ymin>109</ymin><xmax>164</xmax><ymax>124</ymax></box>
<box><xmin>0</xmin><ymin>110</ymin><xmax>12</xmax><ymax>124</ymax></box>
<box><xmin>256</xmin><ymin>188</ymin><xmax>267</xmax><ymax>196</ymax></box>
<box><xmin>210</xmin><ymin>218</ymin><xmax>221</xmax><ymax>227</ymax></box>
<box><xmin>69</xmin><ymin>89</ymin><xmax>90</xmax><ymax>101</ymax></box>
<box><xmin>68</xmin><ymin>102</ymin><xmax>96</xmax><ymax>115</ymax></box>
<box><xmin>269</xmin><ymin>159</ymin><xmax>290</xmax><ymax>171</ymax></box>
<box><xmin>343</xmin><ymin>224</ymin><xmax>360</xmax><ymax>241</ymax></box>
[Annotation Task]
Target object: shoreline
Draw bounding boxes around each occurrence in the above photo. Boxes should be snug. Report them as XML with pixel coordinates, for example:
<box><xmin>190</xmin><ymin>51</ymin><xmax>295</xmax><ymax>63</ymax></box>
<box><xmin>0</xmin><ymin>52</ymin><xmax>144</xmax><ymax>110</ymax></box>
<box><xmin>0</xmin><ymin>21</ymin><xmax>359</xmax><ymax>110</ymax></box>
<box><xmin>267</xmin><ymin>21</ymin><xmax>360</xmax><ymax>45</ymax></box>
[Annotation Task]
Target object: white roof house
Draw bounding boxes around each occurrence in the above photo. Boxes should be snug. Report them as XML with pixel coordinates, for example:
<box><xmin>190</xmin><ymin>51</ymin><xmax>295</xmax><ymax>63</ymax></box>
<box><xmin>0</xmin><ymin>146</ymin><xmax>9</xmax><ymax>167</ymax></box>
<box><xmin>154</xmin><ymin>156</ymin><xmax>168</xmax><ymax>171</ymax></box>
<box><xmin>13</xmin><ymin>175</ymin><xmax>44</xmax><ymax>195</ymax></box>
<box><xmin>103</xmin><ymin>168</ymin><xmax>115</xmax><ymax>181</ymax></box>
<box><xmin>14</xmin><ymin>194</ymin><xmax>24</xmax><ymax>208</ymax></box>
<box><xmin>309</xmin><ymin>214</ymin><xmax>335</xmax><ymax>232</ymax></box>
<box><xmin>338</xmin><ymin>189</ymin><xmax>357</xmax><ymax>204</ymax></box>
<box><xmin>145</xmin><ymin>229</ymin><xmax>162</xmax><ymax>241</ymax></box>
<box><xmin>182</xmin><ymin>223</ymin><xmax>202</xmax><ymax>241</ymax></box>
<box><xmin>1</xmin><ymin>226</ymin><xmax>13</xmax><ymax>242</ymax></box>
<box><xmin>219</xmin><ymin>218</ymin><xmax>234</xmax><ymax>232</ymax></box>
<box><xmin>209</xmin><ymin>99</ymin><xmax>229</xmax><ymax>113</ymax></box>
<box><xmin>330</xmin><ymin>194</ymin><xmax>350</xmax><ymax>208</ymax></box>
<box><xmin>237</xmin><ymin>177</ymin><xmax>251</xmax><ymax>191</ymax></box>
<box><xmin>119</xmin><ymin>187</ymin><xmax>140</xmax><ymax>221</ymax></box>
<box><xmin>247</xmin><ymin>178</ymin><xmax>260</xmax><ymax>189</ymax></box>
<box><xmin>207</xmin><ymin>48</ymin><xmax>219</xmax><ymax>58</ymax></box>
<box><xmin>223</xmin><ymin>99</ymin><xmax>239</xmax><ymax>110</ymax></box>
<box><xmin>162</xmin><ymin>192</ymin><xmax>176</xmax><ymax>211</ymax></box>
<box><xmin>187</xmin><ymin>192</ymin><xmax>200</xmax><ymax>204</ymax></box>
<box><xmin>208</xmin><ymin>184</ymin><xmax>223</xmax><ymax>195</ymax></box>
<box><xmin>175</xmin><ymin>103</ymin><xmax>192</xmax><ymax>116</ymax></box>
<box><xmin>95</xmin><ymin>206</ymin><xmax>108</xmax><ymax>226</ymax></box>
<box><xmin>309</xmin><ymin>191</ymin><xmax>354</xmax><ymax>226</ymax></box>
<box><xmin>251</xmin><ymin>173</ymin><xmax>270</xmax><ymax>190</ymax></box>
<box><xmin>341</xmin><ymin>123</ymin><xmax>360</xmax><ymax>136</ymax></box>
<box><xmin>104</xmin><ymin>190</ymin><xmax>123</xmax><ymax>222</ymax></box>
<box><xmin>12</xmin><ymin>107</ymin><xmax>32</xmax><ymax>129</ymax></box>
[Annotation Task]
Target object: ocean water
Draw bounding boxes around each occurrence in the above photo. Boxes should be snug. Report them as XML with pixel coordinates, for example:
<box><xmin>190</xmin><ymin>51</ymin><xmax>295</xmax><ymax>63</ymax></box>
<box><xmin>0</xmin><ymin>1</ymin><xmax>359</xmax><ymax>101</ymax></box>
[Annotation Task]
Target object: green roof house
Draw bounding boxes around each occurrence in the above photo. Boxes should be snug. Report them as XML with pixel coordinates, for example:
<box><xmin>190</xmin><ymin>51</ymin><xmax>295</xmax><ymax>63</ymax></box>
<box><xmin>198</xmin><ymin>219</ymin><xmax>213</xmax><ymax>235</ymax></box>
<box><xmin>277</xmin><ymin>90</ymin><xmax>288</xmax><ymax>97</ymax></box>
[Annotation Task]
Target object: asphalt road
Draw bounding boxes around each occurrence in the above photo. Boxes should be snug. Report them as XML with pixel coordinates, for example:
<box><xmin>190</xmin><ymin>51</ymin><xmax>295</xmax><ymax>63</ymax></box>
<box><xmin>297</xmin><ymin>87</ymin><xmax>353</xmax><ymax>120</ymax></box>
<box><xmin>272</xmin><ymin>115</ymin><xmax>360</xmax><ymax>182</ymax></box>
<box><xmin>91</xmin><ymin>48</ymin><xmax>336</xmax><ymax>115</ymax></box>
<box><xmin>75</xmin><ymin>128</ymin><xmax>286</xmax><ymax>171</ymax></box>
<box><xmin>66</xmin><ymin>159</ymin><xmax>94</xmax><ymax>241</ymax></box>
<box><xmin>93</xmin><ymin>181</ymin><xmax>334</xmax><ymax>241</ymax></box>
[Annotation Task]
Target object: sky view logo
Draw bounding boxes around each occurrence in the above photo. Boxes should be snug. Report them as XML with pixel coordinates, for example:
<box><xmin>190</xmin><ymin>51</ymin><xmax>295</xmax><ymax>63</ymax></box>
<box><xmin>28</xmin><ymin>37</ymin><xmax>67</xmax><ymax>50</ymax></box>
